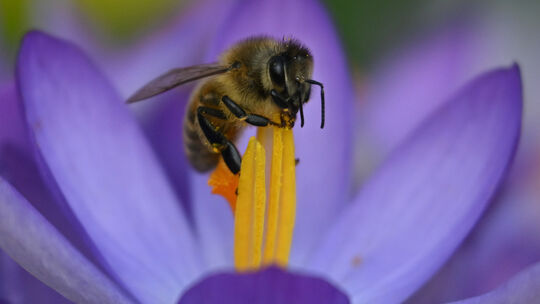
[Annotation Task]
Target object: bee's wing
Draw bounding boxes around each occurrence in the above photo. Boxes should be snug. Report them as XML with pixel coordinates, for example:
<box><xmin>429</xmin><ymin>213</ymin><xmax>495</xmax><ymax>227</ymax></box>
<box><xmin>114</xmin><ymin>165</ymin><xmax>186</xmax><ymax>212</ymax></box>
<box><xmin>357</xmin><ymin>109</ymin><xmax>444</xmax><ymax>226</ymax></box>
<box><xmin>126</xmin><ymin>63</ymin><xmax>233</xmax><ymax>103</ymax></box>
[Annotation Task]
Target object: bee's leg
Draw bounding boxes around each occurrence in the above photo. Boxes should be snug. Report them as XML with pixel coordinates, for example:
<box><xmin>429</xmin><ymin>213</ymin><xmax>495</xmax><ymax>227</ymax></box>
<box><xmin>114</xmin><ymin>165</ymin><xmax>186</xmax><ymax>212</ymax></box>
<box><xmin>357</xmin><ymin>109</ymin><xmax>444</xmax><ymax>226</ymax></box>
<box><xmin>197</xmin><ymin>107</ymin><xmax>241</xmax><ymax>174</ymax></box>
<box><xmin>221</xmin><ymin>96</ymin><xmax>280</xmax><ymax>127</ymax></box>
<box><xmin>198</xmin><ymin>106</ymin><xmax>227</xmax><ymax>120</ymax></box>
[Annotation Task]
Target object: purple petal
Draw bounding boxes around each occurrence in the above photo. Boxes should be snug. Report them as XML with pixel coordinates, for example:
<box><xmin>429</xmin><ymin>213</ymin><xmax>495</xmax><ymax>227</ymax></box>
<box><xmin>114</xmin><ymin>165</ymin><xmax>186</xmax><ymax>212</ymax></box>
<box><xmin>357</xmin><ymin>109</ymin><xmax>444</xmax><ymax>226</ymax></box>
<box><xmin>309</xmin><ymin>65</ymin><xmax>522</xmax><ymax>302</ymax></box>
<box><xmin>17</xmin><ymin>31</ymin><xmax>201</xmax><ymax>303</ymax></box>
<box><xmin>0</xmin><ymin>83</ymin><xmax>27</xmax><ymax>148</ymax></box>
<box><xmin>0</xmin><ymin>250</ymin><xmax>73</xmax><ymax>303</ymax></box>
<box><xmin>406</xmin><ymin>154</ymin><xmax>540</xmax><ymax>303</ymax></box>
<box><xmin>407</xmin><ymin>9</ymin><xmax>540</xmax><ymax>302</ymax></box>
<box><xmin>452</xmin><ymin>262</ymin><xmax>540</xmax><ymax>303</ymax></box>
<box><xmin>358</xmin><ymin>23</ymin><xmax>485</xmax><ymax>157</ymax></box>
<box><xmin>1</xmin><ymin>82</ymin><xmax>113</xmax><ymax>274</ymax></box>
<box><xmin>191</xmin><ymin>172</ymin><xmax>234</xmax><ymax>271</ymax></box>
<box><xmin>358</xmin><ymin>10</ymin><xmax>540</xmax><ymax>303</ymax></box>
<box><xmin>116</xmin><ymin>0</ymin><xmax>240</xmax><ymax>220</ymax></box>
<box><xmin>178</xmin><ymin>267</ymin><xmax>349</xmax><ymax>304</ymax></box>
<box><xmin>0</xmin><ymin>179</ymin><xmax>131</xmax><ymax>303</ymax></box>
<box><xmin>193</xmin><ymin>0</ymin><xmax>355</xmax><ymax>266</ymax></box>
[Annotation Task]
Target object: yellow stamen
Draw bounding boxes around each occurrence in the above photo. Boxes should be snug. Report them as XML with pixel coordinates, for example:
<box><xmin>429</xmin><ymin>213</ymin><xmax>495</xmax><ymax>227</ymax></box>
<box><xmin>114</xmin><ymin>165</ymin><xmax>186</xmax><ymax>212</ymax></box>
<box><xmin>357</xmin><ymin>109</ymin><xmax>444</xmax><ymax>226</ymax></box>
<box><xmin>234</xmin><ymin>137</ymin><xmax>266</xmax><ymax>271</ymax></box>
<box><xmin>262</xmin><ymin>127</ymin><xmax>283</xmax><ymax>265</ymax></box>
<box><xmin>274</xmin><ymin>128</ymin><xmax>296</xmax><ymax>266</ymax></box>
<box><xmin>209</xmin><ymin>126</ymin><xmax>297</xmax><ymax>271</ymax></box>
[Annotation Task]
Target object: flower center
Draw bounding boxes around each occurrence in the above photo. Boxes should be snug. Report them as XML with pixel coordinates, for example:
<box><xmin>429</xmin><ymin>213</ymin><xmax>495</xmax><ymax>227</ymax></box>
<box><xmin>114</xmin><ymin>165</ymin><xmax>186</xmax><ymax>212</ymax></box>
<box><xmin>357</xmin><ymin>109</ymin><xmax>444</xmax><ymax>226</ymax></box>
<box><xmin>208</xmin><ymin>127</ymin><xmax>297</xmax><ymax>271</ymax></box>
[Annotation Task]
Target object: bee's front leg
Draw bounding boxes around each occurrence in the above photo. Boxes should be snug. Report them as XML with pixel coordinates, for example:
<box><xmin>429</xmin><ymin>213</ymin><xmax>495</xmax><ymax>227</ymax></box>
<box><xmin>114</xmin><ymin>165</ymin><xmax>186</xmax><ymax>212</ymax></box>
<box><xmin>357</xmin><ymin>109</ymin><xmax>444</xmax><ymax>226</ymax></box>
<box><xmin>221</xmin><ymin>96</ymin><xmax>281</xmax><ymax>127</ymax></box>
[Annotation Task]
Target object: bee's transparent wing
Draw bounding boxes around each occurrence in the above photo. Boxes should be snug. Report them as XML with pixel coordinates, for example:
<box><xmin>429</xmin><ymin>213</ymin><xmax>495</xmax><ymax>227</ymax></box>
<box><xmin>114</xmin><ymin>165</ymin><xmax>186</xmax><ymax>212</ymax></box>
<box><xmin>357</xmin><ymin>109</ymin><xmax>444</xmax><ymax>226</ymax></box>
<box><xmin>127</xmin><ymin>63</ymin><xmax>234</xmax><ymax>103</ymax></box>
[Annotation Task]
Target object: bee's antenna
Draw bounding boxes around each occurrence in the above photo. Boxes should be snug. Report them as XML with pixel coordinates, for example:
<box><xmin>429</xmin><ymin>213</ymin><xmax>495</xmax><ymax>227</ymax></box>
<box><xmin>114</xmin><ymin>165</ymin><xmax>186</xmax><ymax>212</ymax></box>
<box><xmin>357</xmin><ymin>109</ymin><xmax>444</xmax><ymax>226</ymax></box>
<box><xmin>299</xmin><ymin>97</ymin><xmax>305</xmax><ymax>128</ymax></box>
<box><xmin>306</xmin><ymin>79</ymin><xmax>325</xmax><ymax>129</ymax></box>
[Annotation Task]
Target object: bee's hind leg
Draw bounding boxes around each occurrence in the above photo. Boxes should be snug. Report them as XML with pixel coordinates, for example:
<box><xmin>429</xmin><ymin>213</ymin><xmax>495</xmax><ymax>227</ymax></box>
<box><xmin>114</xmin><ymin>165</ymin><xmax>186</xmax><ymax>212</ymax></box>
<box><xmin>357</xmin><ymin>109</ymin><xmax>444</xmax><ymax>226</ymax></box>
<box><xmin>221</xmin><ymin>96</ymin><xmax>280</xmax><ymax>127</ymax></box>
<box><xmin>197</xmin><ymin>107</ymin><xmax>241</xmax><ymax>174</ymax></box>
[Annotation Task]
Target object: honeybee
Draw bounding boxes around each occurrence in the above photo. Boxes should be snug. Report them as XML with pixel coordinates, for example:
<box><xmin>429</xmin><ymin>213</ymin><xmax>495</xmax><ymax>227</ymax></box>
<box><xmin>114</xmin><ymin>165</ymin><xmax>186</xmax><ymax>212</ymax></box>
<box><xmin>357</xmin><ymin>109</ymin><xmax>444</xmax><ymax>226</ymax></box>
<box><xmin>127</xmin><ymin>36</ymin><xmax>325</xmax><ymax>174</ymax></box>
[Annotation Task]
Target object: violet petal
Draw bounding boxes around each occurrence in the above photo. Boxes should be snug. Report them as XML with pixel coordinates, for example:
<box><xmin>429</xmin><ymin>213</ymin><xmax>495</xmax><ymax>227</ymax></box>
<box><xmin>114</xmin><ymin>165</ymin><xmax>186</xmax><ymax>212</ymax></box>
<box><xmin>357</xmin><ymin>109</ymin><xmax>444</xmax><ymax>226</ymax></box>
<box><xmin>451</xmin><ymin>262</ymin><xmax>540</xmax><ymax>304</ymax></box>
<box><xmin>135</xmin><ymin>90</ymin><xmax>196</xmax><ymax>220</ymax></box>
<box><xmin>1</xmin><ymin>81</ymin><xmax>111</xmax><ymax>277</ymax></box>
<box><xmin>1</xmin><ymin>250</ymin><xmax>71</xmax><ymax>303</ymax></box>
<box><xmin>404</xmin><ymin>12</ymin><xmax>540</xmax><ymax>303</ymax></box>
<box><xmin>407</xmin><ymin>174</ymin><xmax>540</xmax><ymax>303</ymax></box>
<box><xmin>193</xmin><ymin>0</ymin><xmax>355</xmax><ymax>266</ymax></box>
<box><xmin>0</xmin><ymin>179</ymin><xmax>131</xmax><ymax>303</ymax></box>
<box><xmin>17</xmin><ymin>31</ymin><xmax>200</xmax><ymax>303</ymax></box>
<box><xmin>191</xmin><ymin>172</ymin><xmax>234</xmax><ymax>271</ymax></box>
<box><xmin>309</xmin><ymin>65</ymin><xmax>522</xmax><ymax>303</ymax></box>
<box><xmin>0</xmin><ymin>83</ymin><xmax>27</xmax><ymax>148</ymax></box>
<box><xmin>358</xmin><ymin>23</ymin><xmax>484</xmax><ymax>156</ymax></box>
<box><xmin>118</xmin><ymin>0</ymin><xmax>239</xmax><ymax>220</ymax></box>
<box><xmin>178</xmin><ymin>267</ymin><xmax>349</xmax><ymax>304</ymax></box>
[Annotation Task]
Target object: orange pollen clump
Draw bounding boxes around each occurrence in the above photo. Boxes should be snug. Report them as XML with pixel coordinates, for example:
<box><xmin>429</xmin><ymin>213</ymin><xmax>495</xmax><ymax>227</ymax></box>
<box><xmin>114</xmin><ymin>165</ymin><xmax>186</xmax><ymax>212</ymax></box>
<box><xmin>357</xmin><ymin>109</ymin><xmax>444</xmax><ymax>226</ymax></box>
<box><xmin>208</xmin><ymin>159</ymin><xmax>240</xmax><ymax>212</ymax></box>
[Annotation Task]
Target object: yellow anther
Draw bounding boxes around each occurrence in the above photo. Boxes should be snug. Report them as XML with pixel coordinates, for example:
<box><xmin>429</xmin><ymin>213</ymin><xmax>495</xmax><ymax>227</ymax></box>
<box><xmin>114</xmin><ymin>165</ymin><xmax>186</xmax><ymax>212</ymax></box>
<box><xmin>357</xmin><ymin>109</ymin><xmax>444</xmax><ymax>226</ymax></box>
<box><xmin>261</xmin><ymin>127</ymin><xmax>297</xmax><ymax>267</ymax></box>
<box><xmin>262</xmin><ymin>127</ymin><xmax>283</xmax><ymax>265</ymax></box>
<box><xmin>274</xmin><ymin>128</ymin><xmax>296</xmax><ymax>266</ymax></box>
<box><xmin>234</xmin><ymin>137</ymin><xmax>266</xmax><ymax>271</ymax></box>
<box><xmin>209</xmin><ymin>126</ymin><xmax>297</xmax><ymax>271</ymax></box>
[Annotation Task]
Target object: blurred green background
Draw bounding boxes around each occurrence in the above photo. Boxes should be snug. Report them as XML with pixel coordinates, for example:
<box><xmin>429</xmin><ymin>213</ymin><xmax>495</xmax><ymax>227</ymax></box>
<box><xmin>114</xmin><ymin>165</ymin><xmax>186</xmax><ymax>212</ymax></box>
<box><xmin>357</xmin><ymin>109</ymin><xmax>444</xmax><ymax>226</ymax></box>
<box><xmin>1</xmin><ymin>0</ymin><xmax>538</xmax><ymax>68</ymax></box>
<box><xmin>0</xmin><ymin>0</ymin><xmax>476</xmax><ymax>68</ymax></box>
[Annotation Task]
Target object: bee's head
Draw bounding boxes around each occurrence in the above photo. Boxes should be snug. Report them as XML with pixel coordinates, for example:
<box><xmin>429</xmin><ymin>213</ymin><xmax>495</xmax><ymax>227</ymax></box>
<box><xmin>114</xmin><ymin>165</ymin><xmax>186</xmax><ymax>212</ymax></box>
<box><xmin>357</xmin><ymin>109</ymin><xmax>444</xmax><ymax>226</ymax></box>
<box><xmin>268</xmin><ymin>44</ymin><xmax>313</xmax><ymax>103</ymax></box>
<box><xmin>267</xmin><ymin>41</ymin><xmax>325</xmax><ymax>128</ymax></box>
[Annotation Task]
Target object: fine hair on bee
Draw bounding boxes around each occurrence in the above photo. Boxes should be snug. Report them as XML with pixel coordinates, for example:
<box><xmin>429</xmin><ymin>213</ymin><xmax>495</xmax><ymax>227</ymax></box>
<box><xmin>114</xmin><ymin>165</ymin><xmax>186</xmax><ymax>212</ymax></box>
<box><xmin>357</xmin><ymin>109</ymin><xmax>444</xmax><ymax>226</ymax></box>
<box><xmin>127</xmin><ymin>36</ymin><xmax>325</xmax><ymax>174</ymax></box>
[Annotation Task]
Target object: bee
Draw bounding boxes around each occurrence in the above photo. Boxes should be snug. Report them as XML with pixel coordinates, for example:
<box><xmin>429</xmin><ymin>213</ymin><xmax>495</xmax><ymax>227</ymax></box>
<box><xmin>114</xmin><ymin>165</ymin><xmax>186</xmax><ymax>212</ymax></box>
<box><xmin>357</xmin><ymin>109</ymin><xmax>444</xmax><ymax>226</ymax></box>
<box><xmin>127</xmin><ymin>36</ymin><xmax>325</xmax><ymax>174</ymax></box>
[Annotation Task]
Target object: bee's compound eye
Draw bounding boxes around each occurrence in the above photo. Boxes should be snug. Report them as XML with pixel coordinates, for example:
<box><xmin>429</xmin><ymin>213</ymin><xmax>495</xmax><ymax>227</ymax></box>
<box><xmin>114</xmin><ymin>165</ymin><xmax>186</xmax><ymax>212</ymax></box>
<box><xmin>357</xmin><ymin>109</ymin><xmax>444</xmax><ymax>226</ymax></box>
<box><xmin>269</xmin><ymin>56</ymin><xmax>285</xmax><ymax>86</ymax></box>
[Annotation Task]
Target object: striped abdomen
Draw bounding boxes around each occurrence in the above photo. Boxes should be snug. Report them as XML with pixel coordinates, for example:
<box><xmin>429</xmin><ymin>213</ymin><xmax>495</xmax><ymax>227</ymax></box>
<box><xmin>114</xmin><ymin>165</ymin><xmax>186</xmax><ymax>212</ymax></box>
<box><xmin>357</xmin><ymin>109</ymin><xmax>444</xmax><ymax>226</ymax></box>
<box><xmin>183</xmin><ymin>99</ymin><xmax>221</xmax><ymax>172</ymax></box>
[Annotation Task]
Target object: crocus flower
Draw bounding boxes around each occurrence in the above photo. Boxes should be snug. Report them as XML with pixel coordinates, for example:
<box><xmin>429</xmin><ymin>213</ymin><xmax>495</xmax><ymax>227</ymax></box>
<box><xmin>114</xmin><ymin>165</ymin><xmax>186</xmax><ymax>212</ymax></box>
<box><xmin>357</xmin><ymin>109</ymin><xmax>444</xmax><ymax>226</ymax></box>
<box><xmin>0</xmin><ymin>0</ymin><xmax>529</xmax><ymax>303</ymax></box>
<box><xmin>347</xmin><ymin>7</ymin><xmax>540</xmax><ymax>302</ymax></box>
